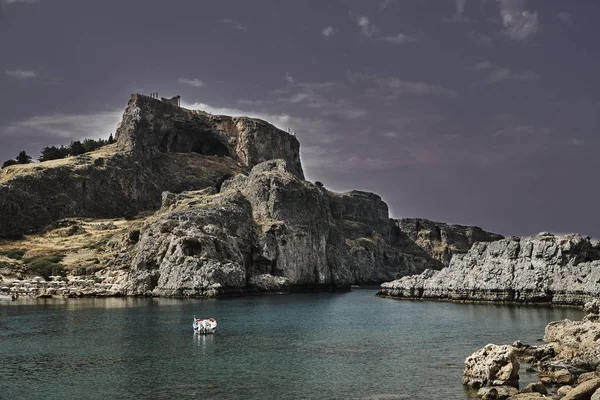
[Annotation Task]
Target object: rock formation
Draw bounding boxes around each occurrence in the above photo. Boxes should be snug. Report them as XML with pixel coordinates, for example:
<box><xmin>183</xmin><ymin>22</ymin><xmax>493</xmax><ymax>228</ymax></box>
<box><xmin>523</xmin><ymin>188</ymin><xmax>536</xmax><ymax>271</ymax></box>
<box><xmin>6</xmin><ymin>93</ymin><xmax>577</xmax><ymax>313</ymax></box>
<box><xmin>379</xmin><ymin>233</ymin><xmax>600</xmax><ymax>306</ymax></box>
<box><xmin>101</xmin><ymin>160</ymin><xmax>444</xmax><ymax>296</ymax></box>
<box><xmin>463</xmin><ymin>301</ymin><xmax>600</xmax><ymax>399</ymax></box>
<box><xmin>463</xmin><ymin>344</ymin><xmax>520</xmax><ymax>388</ymax></box>
<box><xmin>394</xmin><ymin>218</ymin><xmax>503</xmax><ymax>266</ymax></box>
<box><xmin>0</xmin><ymin>94</ymin><xmax>502</xmax><ymax>296</ymax></box>
<box><xmin>114</xmin><ymin>94</ymin><xmax>303</xmax><ymax>178</ymax></box>
<box><xmin>0</xmin><ymin>94</ymin><xmax>301</xmax><ymax>238</ymax></box>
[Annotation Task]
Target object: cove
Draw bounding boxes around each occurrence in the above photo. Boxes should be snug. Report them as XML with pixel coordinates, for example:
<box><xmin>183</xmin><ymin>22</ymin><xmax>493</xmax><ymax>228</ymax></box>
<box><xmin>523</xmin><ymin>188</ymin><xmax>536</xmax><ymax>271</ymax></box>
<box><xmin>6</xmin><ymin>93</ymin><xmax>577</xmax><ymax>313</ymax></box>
<box><xmin>0</xmin><ymin>289</ymin><xmax>583</xmax><ymax>400</ymax></box>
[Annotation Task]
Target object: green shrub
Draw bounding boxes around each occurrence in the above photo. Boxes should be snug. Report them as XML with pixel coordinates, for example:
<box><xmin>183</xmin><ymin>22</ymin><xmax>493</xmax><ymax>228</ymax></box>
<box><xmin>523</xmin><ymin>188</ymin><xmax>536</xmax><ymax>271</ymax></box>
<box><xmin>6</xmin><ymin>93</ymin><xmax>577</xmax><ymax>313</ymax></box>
<box><xmin>0</xmin><ymin>249</ymin><xmax>26</xmax><ymax>260</ymax></box>
<box><xmin>23</xmin><ymin>254</ymin><xmax>66</xmax><ymax>280</ymax></box>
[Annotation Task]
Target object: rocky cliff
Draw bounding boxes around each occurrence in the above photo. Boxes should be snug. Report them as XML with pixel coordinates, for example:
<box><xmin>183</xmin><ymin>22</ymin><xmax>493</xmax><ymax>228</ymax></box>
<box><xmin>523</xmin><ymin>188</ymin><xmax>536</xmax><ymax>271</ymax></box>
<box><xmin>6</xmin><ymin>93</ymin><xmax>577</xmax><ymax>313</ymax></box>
<box><xmin>0</xmin><ymin>94</ymin><xmax>302</xmax><ymax>238</ymax></box>
<box><xmin>114</xmin><ymin>94</ymin><xmax>303</xmax><ymax>178</ymax></box>
<box><xmin>379</xmin><ymin>233</ymin><xmax>600</xmax><ymax>306</ymax></box>
<box><xmin>100</xmin><ymin>160</ymin><xmax>450</xmax><ymax>296</ymax></box>
<box><xmin>0</xmin><ymin>94</ymin><xmax>502</xmax><ymax>296</ymax></box>
<box><xmin>394</xmin><ymin>218</ymin><xmax>503</xmax><ymax>266</ymax></box>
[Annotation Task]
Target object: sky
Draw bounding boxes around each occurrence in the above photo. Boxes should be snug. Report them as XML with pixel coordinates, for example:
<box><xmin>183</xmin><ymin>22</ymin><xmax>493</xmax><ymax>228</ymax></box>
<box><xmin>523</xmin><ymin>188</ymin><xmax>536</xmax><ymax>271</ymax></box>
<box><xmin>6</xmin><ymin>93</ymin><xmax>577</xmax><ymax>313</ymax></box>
<box><xmin>1</xmin><ymin>0</ymin><xmax>599</xmax><ymax>238</ymax></box>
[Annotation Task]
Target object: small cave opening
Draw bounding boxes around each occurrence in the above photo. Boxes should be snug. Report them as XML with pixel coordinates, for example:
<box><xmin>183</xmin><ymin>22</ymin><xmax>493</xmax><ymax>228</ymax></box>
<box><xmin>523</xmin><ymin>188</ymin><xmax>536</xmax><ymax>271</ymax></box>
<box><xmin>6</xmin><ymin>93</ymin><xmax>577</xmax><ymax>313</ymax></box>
<box><xmin>433</xmin><ymin>226</ymin><xmax>442</xmax><ymax>241</ymax></box>
<box><xmin>191</xmin><ymin>138</ymin><xmax>230</xmax><ymax>157</ymax></box>
<box><xmin>158</xmin><ymin>130</ymin><xmax>231</xmax><ymax>157</ymax></box>
<box><xmin>182</xmin><ymin>238</ymin><xmax>203</xmax><ymax>257</ymax></box>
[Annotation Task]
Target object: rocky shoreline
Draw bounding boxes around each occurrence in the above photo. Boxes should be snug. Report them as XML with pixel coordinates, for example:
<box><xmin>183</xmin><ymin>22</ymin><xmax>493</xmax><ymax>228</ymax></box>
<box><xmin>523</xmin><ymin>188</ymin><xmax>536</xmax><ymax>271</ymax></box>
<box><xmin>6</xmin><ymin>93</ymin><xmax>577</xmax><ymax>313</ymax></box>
<box><xmin>0</xmin><ymin>95</ymin><xmax>597</xmax><ymax>304</ymax></box>
<box><xmin>378</xmin><ymin>233</ymin><xmax>600</xmax><ymax>307</ymax></box>
<box><xmin>463</xmin><ymin>300</ymin><xmax>600</xmax><ymax>400</ymax></box>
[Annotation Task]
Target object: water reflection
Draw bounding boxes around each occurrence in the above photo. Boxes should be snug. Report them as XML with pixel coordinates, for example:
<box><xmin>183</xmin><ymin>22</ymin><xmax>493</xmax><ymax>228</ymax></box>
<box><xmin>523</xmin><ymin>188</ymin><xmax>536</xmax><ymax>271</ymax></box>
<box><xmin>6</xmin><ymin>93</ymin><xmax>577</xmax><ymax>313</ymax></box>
<box><xmin>194</xmin><ymin>333</ymin><xmax>215</xmax><ymax>349</ymax></box>
<box><xmin>0</xmin><ymin>291</ymin><xmax>586</xmax><ymax>400</ymax></box>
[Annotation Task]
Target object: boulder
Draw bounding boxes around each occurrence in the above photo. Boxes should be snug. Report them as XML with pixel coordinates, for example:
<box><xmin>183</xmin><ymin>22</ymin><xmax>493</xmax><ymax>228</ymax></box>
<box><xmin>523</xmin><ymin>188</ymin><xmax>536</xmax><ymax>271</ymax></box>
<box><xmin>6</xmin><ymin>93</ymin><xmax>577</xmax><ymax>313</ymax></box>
<box><xmin>578</xmin><ymin>372</ymin><xmax>599</xmax><ymax>385</ymax></box>
<box><xmin>249</xmin><ymin>274</ymin><xmax>289</xmax><ymax>292</ymax></box>
<box><xmin>478</xmin><ymin>386</ymin><xmax>519</xmax><ymax>399</ymax></box>
<box><xmin>555</xmin><ymin>370</ymin><xmax>576</xmax><ymax>385</ymax></box>
<box><xmin>563</xmin><ymin>378</ymin><xmax>600</xmax><ymax>400</ymax></box>
<box><xmin>522</xmin><ymin>382</ymin><xmax>547</xmax><ymax>395</ymax></box>
<box><xmin>558</xmin><ymin>386</ymin><xmax>574</xmax><ymax>397</ymax></box>
<box><xmin>463</xmin><ymin>344</ymin><xmax>520</xmax><ymax>388</ymax></box>
<box><xmin>543</xmin><ymin>318</ymin><xmax>600</xmax><ymax>372</ymax></box>
<box><xmin>507</xmin><ymin>394</ymin><xmax>545</xmax><ymax>399</ymax></box>
<box><xmin>584</xmin><ymin>300</ymin><xmax>600</xmax><ymax>315</ymax></box>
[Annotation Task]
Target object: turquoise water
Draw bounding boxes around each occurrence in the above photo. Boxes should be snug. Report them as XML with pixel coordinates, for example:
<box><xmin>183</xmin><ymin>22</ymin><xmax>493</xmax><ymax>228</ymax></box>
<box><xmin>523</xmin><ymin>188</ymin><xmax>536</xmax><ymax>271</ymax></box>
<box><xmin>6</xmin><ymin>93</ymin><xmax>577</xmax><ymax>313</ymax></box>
<box><xmin>0</xmin><ymin>289</ymin><xmax>583</xmax><ymax>400</ymax></box>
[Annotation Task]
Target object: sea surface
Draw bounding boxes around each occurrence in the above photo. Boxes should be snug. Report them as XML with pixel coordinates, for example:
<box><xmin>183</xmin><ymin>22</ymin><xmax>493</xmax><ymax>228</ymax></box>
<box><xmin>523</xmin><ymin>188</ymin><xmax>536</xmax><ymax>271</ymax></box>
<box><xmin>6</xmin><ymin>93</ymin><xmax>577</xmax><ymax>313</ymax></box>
<box><xmin>0</xmin><ymin>289</ymin><xmax>584</xmax><ymax>400</ymax></box>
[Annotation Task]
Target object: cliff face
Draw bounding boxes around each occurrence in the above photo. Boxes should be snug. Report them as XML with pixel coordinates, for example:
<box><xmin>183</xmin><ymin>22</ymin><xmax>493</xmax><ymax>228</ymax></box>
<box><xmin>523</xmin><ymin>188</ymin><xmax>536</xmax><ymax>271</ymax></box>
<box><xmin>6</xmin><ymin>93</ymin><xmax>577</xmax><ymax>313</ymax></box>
<box><xmin>115</xmin><ymin>94</ymin><xmax>304</xmax><ymax>178</ymax></box>
<box><xmin>0</xmin><ymin>94</ymin><xmax>503</xmax><ymax>296</ymax></box>
<box><xmin>394</xmin><ymin>218</ymin><xmax>503</xmax><ymax>266</ymax></box>
<box><xmin>102</xmin><ymin>160</ymin><xmax>448</xmax><ymax>296</ymax></box>
<box><xmin>0</xmin><ymin>94</ymin><xmax>301</xmax><ymax>238</ymax></box>
<box><xmin>379</xmin><ymin>233</ymin><xmax>600</xmax><ymax>306</ymax></box>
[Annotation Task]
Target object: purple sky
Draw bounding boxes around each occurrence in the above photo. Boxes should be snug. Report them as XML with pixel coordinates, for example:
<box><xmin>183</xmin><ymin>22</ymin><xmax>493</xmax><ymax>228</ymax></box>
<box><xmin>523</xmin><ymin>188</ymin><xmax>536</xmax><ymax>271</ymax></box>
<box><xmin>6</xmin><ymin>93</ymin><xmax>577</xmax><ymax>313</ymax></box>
<box><xmin>1</xmin><ymin>0</ymin><xmax>599</xmax><ymax>237</ymax></box>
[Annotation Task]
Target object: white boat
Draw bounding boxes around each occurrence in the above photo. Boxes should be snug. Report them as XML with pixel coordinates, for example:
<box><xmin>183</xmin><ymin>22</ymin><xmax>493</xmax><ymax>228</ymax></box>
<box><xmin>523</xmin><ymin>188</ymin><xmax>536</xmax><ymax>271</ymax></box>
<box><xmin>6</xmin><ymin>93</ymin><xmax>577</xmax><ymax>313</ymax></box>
<box><xmin>0</xmin><ymin>294</ymin><xmax>15</xmax><ymax>302</ymax></box>
<box><xmin>193</xmin><ymin>317</ymin><xmax>217</xmax><ymax>334</ymax></box>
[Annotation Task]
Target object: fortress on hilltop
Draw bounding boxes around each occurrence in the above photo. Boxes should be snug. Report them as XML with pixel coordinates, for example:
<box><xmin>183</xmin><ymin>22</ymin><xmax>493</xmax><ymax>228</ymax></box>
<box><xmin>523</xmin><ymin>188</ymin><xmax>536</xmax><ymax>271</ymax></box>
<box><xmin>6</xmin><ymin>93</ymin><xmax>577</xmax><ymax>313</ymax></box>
<box><xmin>146</xmin><ymin>92</ymin><xmax>181</xmax><ymax>107</ymax></box>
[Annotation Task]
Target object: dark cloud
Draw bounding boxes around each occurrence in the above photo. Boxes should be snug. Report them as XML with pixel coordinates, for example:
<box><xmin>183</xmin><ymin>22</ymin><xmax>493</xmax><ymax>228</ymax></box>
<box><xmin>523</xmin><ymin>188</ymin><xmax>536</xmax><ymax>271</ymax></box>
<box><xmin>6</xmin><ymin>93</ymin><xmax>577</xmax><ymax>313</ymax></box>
<box><xmin>1</xmin><ymin>0</ymin><xmax>600</xmax><ymax>237</ymax></box>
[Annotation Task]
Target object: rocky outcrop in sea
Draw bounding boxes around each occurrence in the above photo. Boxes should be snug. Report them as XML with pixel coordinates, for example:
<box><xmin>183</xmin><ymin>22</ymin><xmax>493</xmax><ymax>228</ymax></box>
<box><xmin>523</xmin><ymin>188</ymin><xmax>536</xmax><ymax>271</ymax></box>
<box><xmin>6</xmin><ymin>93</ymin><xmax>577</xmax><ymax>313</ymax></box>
<box><xmin>464</xmin><ymin>300</ymin><xmax>600</xmax><ymax>399</ymax></box>
<box><xmin>379</xmin><ymin>233</ymin><xmax>600</xmax><ymax>306</ymax></box>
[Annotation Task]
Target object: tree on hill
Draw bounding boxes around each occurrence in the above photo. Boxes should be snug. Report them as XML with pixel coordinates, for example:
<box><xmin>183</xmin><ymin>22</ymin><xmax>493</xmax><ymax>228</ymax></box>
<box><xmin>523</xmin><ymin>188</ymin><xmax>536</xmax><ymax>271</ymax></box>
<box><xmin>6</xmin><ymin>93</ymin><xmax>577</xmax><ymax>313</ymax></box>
<box><xmin>68</xmin><ymin>141</ymin><xmax>86</xmax><ymax>156</ymax></box>
<box><xmin>82</xmin><ymin>138</ymin><xmax>108</xmax><ymax>153</ymax></box>
<box><xmin>39</xmin><ymin>145</ymin><xmax>69</xmax><ymax>162</ymax></box>
<box><xmin>1</xmin><ymin>151</ymin><xmax>33</xmax><ymax>169</ymax></box>
<box><xmin>1</xmin><ymin>159</ymin><xmax>17</xmax><ymax>169</ymax></box>
<box><xmin>16</xmin><ymin>151</ymin><xmax>32</xmax><ymax>164</ymax></box>
<box><xmin>36</xmin><ymin>134</ymin><xmax>115</xmax><ymax>163</ymax></box>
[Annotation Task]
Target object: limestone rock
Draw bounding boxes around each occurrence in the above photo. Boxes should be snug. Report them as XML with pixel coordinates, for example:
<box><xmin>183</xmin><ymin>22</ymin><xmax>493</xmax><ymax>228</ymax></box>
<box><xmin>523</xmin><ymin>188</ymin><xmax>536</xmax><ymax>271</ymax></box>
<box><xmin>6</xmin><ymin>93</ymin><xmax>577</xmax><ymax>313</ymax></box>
<box><xmin>591</xmin><ymin>388</ymin><xmax>600</xmax><ymax>400</ymax></box>
<box><xmin>506</xmin><ymin>394</ymin><xmax>545</xmax><ymax>399</ymax></box>
<box><xmin>0</xmin><ymin>94</ymin><xmax>504</xmax><ymax>295</ymax></box>
<box><xmin>522</xmin><ymin>382</ymin><xmax>547</xmax><ymax>395</ymax></box>
<box><xmin>558</xmin><ymin>386</ymin><xmax>574</xmax><ymax>397</ymax></box>
<box><xmin>248</xmin><ymin>274</ymin><xmax>290</xmax><ymax>292</ymax></box>
<box><xmin>554</xmin><ymin>370</ymin><xmax>576</xmax><ymax>385</ymax></box>
<box><xmin>379</xmin><ymin>233</ymin><xmax>600</xmax><ymax>306</ymax></box>
<box><xmin>115</xmin><ymin>94</ymin><xmax>304</xmax><ymax>179</ymax></box>
<box><xmin>578</xmin><ymin>373</ymin><xmax>600</xmax><ymax>385</ymax></box>
<box><xmin>113</xmin><ymin>189</ymin><xmax>255</xmax><ymax>297</ymax></box>
<box><xmin>0</xmin><ymin>94</ymin><xmax>301</xmax><ymax>238</ymax></box>
<box><xmin>542</xmin><ymin>317</ymin><xmax>600</xmax><ymax>372</ymax></box>
<box><xmin>563</xmin><ymin>378</ymin><xmax>600</xmax><ymax>400</ymax></box>
<box><xmin>103</xmin><ymin>160</ymin><xmax>442</xmax><ymax>296</ymax></box>
<box><xmin>463</xmin><ymin>344</ymin><xmax>520</xmax><ymax>388</ymax></box>
<box><xmin>478</xmin><ymin>386</ymin><xmax>519</xmax><ymax>399</ymax></box>
<box><xmin>394</xmin><ymin>218</ymin><xmax>503</xmax><ymax>266</ymax></box>
<box><xmin>584</xmin><ymin>300</ymin><xmax>600</xmax><ymax>315</ymax></box>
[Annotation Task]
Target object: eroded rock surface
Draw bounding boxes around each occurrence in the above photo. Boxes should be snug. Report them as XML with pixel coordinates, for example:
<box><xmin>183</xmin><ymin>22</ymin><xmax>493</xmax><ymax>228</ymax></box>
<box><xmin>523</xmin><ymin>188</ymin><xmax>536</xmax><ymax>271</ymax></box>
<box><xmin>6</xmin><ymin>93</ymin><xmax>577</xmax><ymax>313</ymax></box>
<box><xmin>394</xmin><ymin>218</ymin><xmax>503</xmax><ymax>266</ymax></box>
<box><xmin>462</xmin><ymin>302</ymin><xmax>600</xmax><ymax>399</ymax></box>
<box><xmin>464</xmin><ymin>344</ymin><xmax>520</xmax><ymax>388</ymax></box>
<box><xmin>0</xmin><ymin>94</ymin><xmax>502</xmax><ymax>296</ymax></box>
<box><xmin>102</xmin><ymin>160</ymin><xmax>445</xmax><ymax>296</ymax></box>
<box><xmin>115</xmin><ymin>94</ymin><xmax>304</xmax><ymax>178</ymax></box>
<box><xmin>0</xmin><ymin>94</ymin><xmax>301</xmax><ymax>238</ymax></box>
<box><xmin>379</xmin><ymin>233</ymin><xmax>600</xmax><ymax>306</ymax></box>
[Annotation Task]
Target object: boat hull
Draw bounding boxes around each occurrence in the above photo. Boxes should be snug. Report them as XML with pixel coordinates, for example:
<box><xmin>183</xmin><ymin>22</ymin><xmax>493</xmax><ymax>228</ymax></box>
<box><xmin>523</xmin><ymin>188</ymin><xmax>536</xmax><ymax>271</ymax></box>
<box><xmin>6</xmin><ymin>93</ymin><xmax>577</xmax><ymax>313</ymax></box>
<box><xmin>193</xmin><ymin>318</ymin><xmax>217</xmax><ymax>334</ymax></box>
